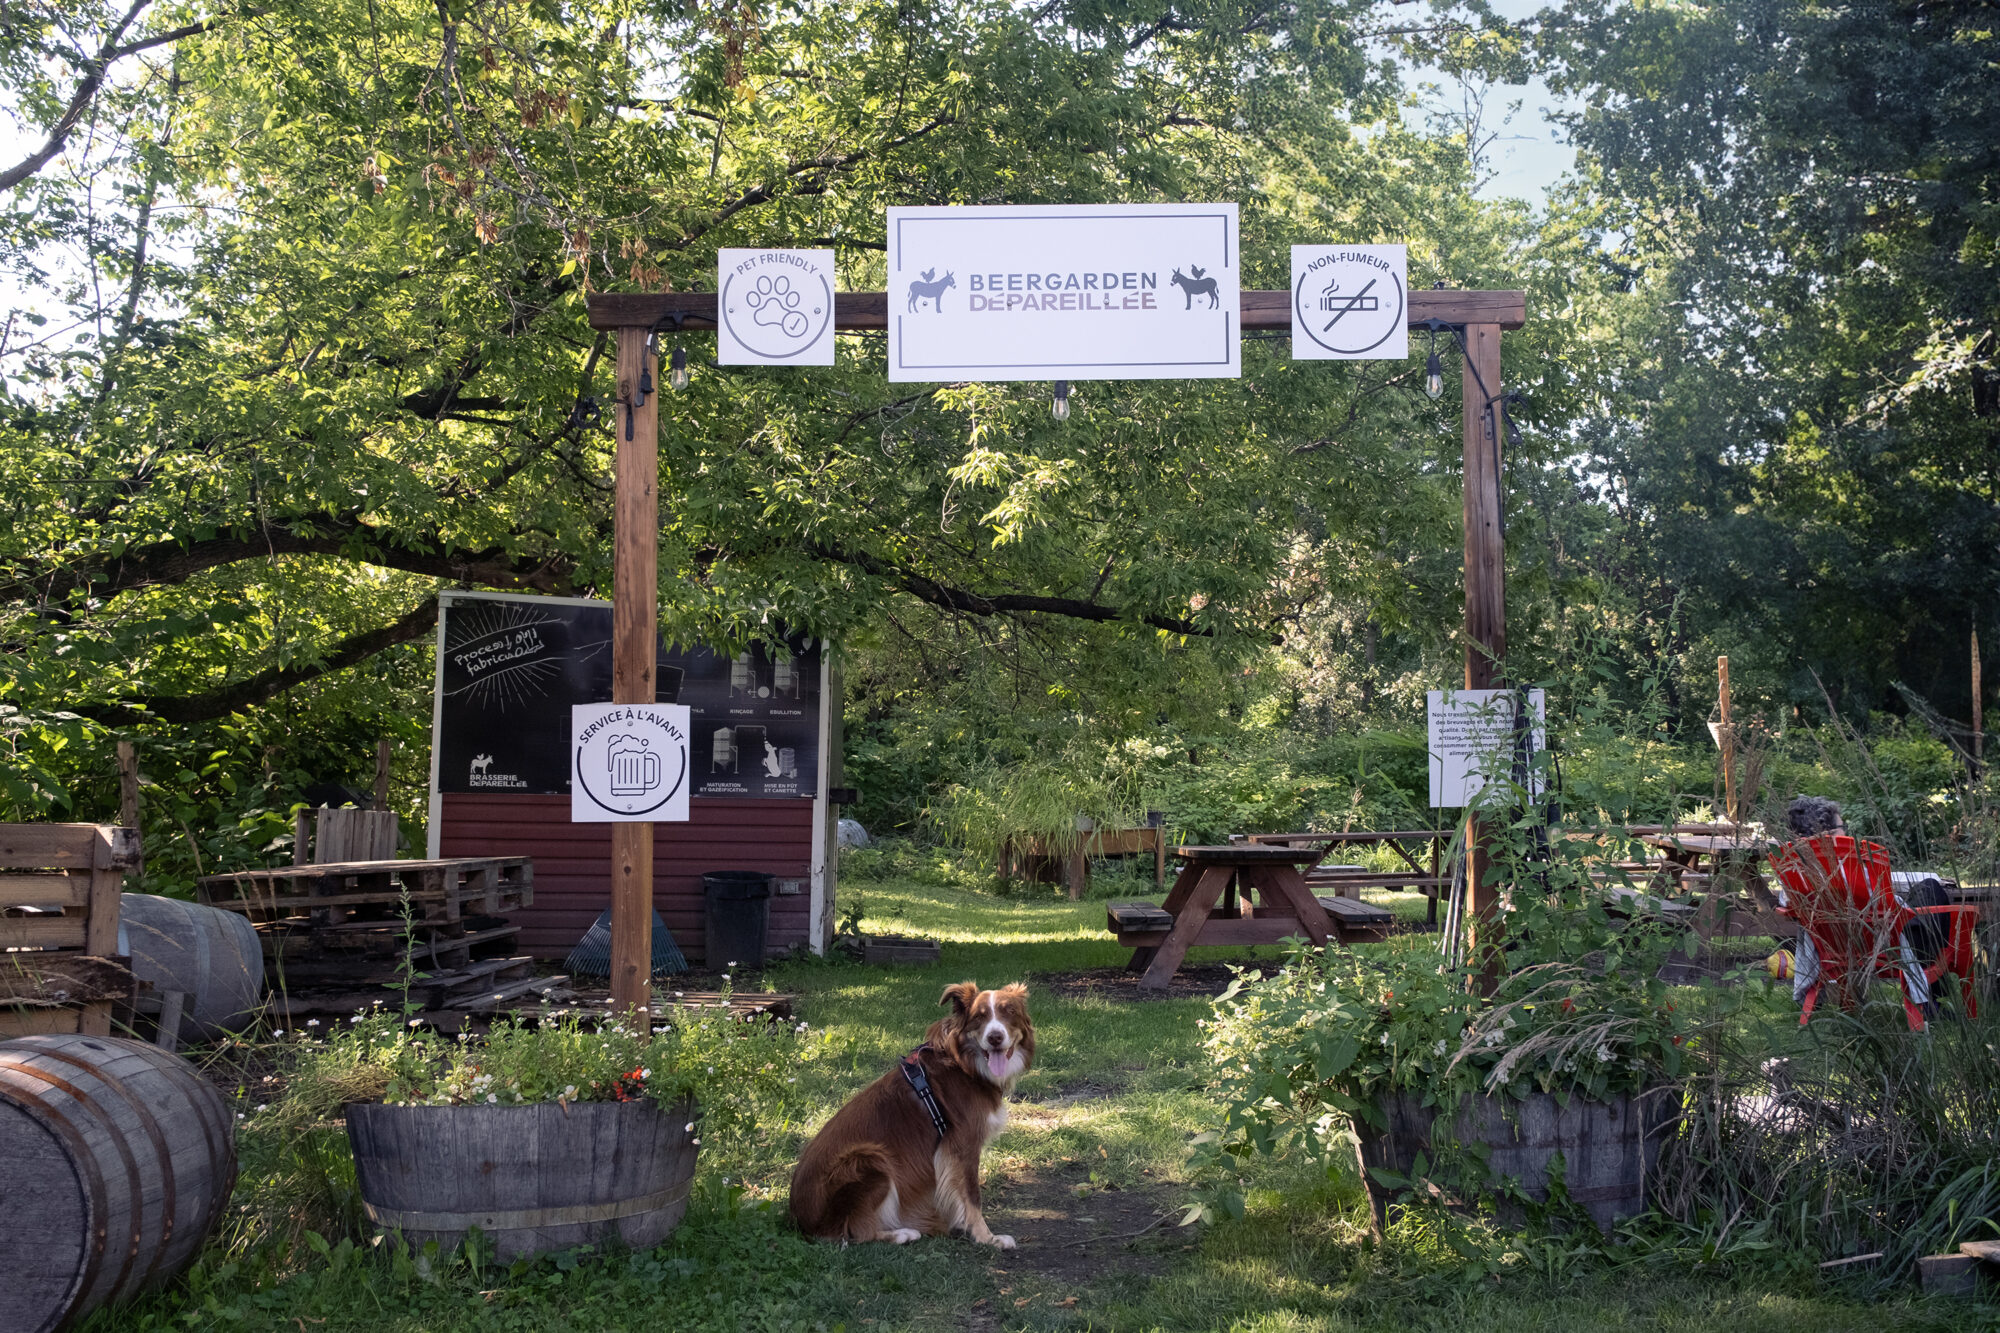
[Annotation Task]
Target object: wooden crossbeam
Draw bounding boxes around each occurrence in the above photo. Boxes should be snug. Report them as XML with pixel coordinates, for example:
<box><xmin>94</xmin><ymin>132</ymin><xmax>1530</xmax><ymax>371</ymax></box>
<box><xmin>586</xmin><ymin>289</ymin><xmax>1526</xmax><ymax>333</ymax></box>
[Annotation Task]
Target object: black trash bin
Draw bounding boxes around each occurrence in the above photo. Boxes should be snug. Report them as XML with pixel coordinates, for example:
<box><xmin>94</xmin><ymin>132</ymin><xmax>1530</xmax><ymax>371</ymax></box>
<box><xmin>703</xmin><ymin>871</ymin><xmax>774</xmax><ymax>970</ymax></box>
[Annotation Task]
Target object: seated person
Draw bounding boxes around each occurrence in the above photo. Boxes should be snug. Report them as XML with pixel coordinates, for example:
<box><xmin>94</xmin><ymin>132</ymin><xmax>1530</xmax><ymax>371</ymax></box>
<box><xmin>1779</xmin><ymin>796</ymin><xmax>1947</xmax><ymax>1014</ymax></box>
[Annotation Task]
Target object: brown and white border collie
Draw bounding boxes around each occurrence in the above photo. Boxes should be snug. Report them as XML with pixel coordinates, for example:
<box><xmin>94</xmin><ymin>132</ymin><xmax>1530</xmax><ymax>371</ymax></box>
<box><xmin>790</xmin><ymin>981</ymin><xmax>1034</xmax><ymax>1248</ymax></box>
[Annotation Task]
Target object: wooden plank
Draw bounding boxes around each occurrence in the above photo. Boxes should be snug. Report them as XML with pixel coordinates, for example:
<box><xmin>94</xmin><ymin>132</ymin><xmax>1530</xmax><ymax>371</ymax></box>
<box><xmin>0</xmin><ymin>875</ymin><xmax>88</xmax><ymax>908</ymax></box>
<box><xmin>85</xmin><ymin>827</ymin><xmax>121</xmax><ymax>956</ymax></box>
<box><xmin>1316</xmin><ymin>895</ymin><xmax>1395</xmax><ymax>926</ymax></box>
<box><xmin>0</xmin><ymin>916</ymin><xmax>88</xmax><ymax>950</ymax></box>
<box><xmin>0</xmin><ymin>954</ymin><xmax>133</xmax><ymax>1004</ymax></box>
<box><xmin>587</xmin><ymin>289</ymin><xmax>1527</xmax><ymax>333</ymax></box>
<box><xmin>0</xmin><ymin>1006</ymin><xmax>84</xmax><ymax>1037</ymax></box>
<box><xmin>201</xmin><ymin>855</ymin><xmax>530</xmax><ymax>884</ymax></box>
<box><xmin>1107</xmin><ymin>901</ymin><xmax>1173</xmax><ymax>933</ymax></box>
<box><xmin>0</xmin><ymin>824</ymin><xmax>104</xmax><ymax>870</ymax></box>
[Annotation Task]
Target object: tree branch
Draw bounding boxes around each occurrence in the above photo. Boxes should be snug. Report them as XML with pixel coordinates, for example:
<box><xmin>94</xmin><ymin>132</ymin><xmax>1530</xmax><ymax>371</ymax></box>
<box><xmin>71</xmin><ymin>597</ymin><xmax>442</xmax><ymax>726</ymax></box>
<box><xmin>806</xmin><ymin>543</ymin><xmax>1211</xmax><ymax>636</ymax></box>
<box><xmin>0</xmin><ymin>0</ymin><xmax>152</xmax><ymax>193</ymax></box>
<box><xmin>3</xmin><ymin>517</ymin><xmax>581</xmax><ymax>607</ymax></box>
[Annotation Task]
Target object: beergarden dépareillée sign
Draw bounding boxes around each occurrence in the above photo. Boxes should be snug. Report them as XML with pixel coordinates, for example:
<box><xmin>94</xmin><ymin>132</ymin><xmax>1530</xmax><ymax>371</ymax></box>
<box><xmin>884</xmin><ymin>203</ymin><xmax>1243</xmax><ymax>381</ymax></box>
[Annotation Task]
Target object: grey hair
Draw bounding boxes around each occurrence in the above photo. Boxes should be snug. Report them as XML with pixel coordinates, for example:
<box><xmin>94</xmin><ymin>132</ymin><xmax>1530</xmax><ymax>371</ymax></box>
<box><xmin>1785</xmin><ymin>796</ymin><xmax>1844</xmax><ymax>838</ymax></box>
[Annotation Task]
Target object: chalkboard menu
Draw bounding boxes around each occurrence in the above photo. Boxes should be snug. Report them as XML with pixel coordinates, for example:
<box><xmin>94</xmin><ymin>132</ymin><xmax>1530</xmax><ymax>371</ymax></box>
<box><xmin>433</xmin><ymin>592</ymin><xmax>820</xmax><ymax>799</ymax></box>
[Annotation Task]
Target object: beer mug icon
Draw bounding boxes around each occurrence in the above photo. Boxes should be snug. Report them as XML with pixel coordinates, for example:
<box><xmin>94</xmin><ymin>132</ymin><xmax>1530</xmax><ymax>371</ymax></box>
<box><xmin>605</xmin><ymin>735</ymin><xmax>660</xmax><ymax>796</ymax></box>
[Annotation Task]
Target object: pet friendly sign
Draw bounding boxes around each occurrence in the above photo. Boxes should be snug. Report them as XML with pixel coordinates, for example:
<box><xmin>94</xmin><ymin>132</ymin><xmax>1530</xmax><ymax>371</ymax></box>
<box><xmin>570</xmin><ymin>703</ymin><xmax>693</xmax><ymax>822</ymax></box>
<box><xmin>885</xmin><ymin>203</ymin><xmax>1241</xmax><ymax>381</ymax></box>
<box><xmin>717</xmin><ymin>248</ymin><xmax>836</xmax><ymax>365</ymax></box>
<box><xmin>1290</xmin><ymin>244</ymin><xmax>1407</xmax><ymax>360</ymax></box>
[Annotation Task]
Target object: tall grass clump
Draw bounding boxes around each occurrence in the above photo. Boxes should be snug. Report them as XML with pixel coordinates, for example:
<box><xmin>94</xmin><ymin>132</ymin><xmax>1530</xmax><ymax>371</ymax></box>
<box><xmin>1653</xmin><ymin>985</ymin><xmax>2000</xmax><ymax>1286</ymax></box>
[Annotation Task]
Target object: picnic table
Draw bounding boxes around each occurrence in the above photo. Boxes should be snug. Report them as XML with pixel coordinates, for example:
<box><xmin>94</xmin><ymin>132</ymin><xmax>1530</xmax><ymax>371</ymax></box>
<box><xmin>1106</xmin><ymin>845</ymin><xmax>1394</xmax><ymax>991</ymax></box>
<box><xmin>1634</xmin><ymin>830</ymin><xmax>1788</xmax><ymax>938</ymax></box>
<box><xmin>1244</xmin><ymin>829</ymin><xmax>1450</xmax><ymax>923</ymax></box>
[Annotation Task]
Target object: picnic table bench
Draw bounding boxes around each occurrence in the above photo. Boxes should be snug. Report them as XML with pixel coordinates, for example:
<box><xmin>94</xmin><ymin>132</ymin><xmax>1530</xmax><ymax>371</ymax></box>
<box><xmin>1106</xmin><ymin>845</ymin><xmax>1395</xmax><ymax>991</ymax></box>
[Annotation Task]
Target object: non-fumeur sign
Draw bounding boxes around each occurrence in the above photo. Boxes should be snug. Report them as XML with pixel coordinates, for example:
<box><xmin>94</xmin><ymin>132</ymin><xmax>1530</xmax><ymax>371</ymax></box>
<box><xmin>1290</xmin><ymin>244</ymin><xmax>1408</xmax><ymax>360</ymax></box>
<box><xmin>571</xmin><ymin>702</ymin><xmax>693</xmax><ymax>823</ymax></box>
<box><xmin>717</xmin><ymin>248</ymin><xmax>836</xmax><ymax>366</ymax></box>
<box><xmin>1427</xmin><ymin>688</ymin><xmax>1546</xmax><ymax>808</ymax></box>
<box><xmin>885</xmin><ymin>203</ymin><xmax>1241</xmax><ymax>382</ymax></box>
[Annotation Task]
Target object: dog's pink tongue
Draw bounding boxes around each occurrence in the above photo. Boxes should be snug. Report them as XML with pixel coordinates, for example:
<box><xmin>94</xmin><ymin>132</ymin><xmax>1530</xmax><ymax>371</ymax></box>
<box><xmin>987</xmin><ymin>1050</ymin><xmax>1009</xmax><ymax>1081</ymax></box>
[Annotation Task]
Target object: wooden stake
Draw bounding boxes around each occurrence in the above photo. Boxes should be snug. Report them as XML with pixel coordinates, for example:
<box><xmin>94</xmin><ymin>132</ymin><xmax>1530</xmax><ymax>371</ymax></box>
<box><xmin>1974</xmin><ymin>629</ymin><xmax>1984</xmax><ymax>777</ymax></box>
<box><xmin>1718</xmin><ymin>655</ymin><xmax>1736</xmax><ymax>824</ymax></box>
<box><xmin>610</xmin><ymin>326</ymin><xmax>659</xmax><ymax>1016</ymax></box>
<box><xmin>1459</xmin><ymin>322</ymin><xmax>1505</xmax><ymax>987</ymax></box>
<box><xmin>116</xmin><ymin>741</ymin><xmax>142</xmax><ymax>875</ymax></box>
<box><xmin>373</xmin><ymin>738</ymin><xmax>392</xmax><ymax>812</ymax></box>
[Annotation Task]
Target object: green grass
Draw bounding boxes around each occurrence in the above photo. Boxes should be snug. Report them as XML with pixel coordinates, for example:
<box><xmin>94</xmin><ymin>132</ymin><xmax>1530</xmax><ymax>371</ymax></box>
<box><xmin>100</xmin><ymin>878</ymin><xmax>1997</xmax><ymax>1331</ymax></box>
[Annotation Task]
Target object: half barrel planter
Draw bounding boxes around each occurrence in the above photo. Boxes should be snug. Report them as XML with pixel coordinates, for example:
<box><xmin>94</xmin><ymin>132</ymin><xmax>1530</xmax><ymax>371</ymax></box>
<box><xmin>1354</xmin><ymin>1087</ymin><xmax>1673</xmax><ymax>1234</ymax></box>
<box><xmin>346</xmin><ymin>1097</ymin><xmax>698</xmax><ymax>1261</ymax></box>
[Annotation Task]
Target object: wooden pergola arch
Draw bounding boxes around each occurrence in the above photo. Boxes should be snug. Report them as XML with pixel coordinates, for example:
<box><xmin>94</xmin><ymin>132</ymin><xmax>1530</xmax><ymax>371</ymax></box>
<box><xmin>583</xmin><ymin>285</ymin><xmax>1527</xmax><ymax>1011</ymax></box>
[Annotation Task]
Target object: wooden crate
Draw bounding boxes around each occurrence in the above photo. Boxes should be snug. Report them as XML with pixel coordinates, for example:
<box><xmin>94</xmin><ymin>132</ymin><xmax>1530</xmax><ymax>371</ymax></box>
<box><xmin>861</xmin><ymin>935</ymin><xmax>942</xmax><ymax>966</ymax></box>
<box><xmin>0</xmin><ymin>824</ymin><xmax>139</xmax><ymax>1038</ymax></box>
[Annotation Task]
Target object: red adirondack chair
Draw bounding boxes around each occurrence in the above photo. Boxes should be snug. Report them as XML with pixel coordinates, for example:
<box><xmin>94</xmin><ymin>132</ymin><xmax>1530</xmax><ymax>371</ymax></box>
<box><xmin>1770</xmin><ymin>833</ymin><xmax>1979</xmax><ymax>1031</ymax></box>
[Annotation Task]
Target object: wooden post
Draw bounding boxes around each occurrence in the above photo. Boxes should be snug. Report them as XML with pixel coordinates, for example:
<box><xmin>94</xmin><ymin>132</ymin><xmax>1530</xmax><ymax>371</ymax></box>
<box><xmin>1974</xmin><ymin>629</ymin><xmax>1984</xmax><ymax>779</ymax></box>
<box><xmin>293</xmin><ymin>808</ymin><xmax>310</xmax><ymax>866</ymax></box>
<box><xmin>116</xmin><ymin>741</ymin><xmax>142</xmax><ymax>874</ymax></box>
<box><xmin>1717</xmin><ymin>656</ymin><xmax>1736</xmax><ymax>823</ymax></box>
<box><xmin>373</xmin><ymin>738</ymin><xmax>392</xmax><ymax>812</ymax></box>
<box><xmin>610</xmin><ymin>325</ymin><xmax>659</xmax><ymax>1015</ymax></box>
<box><xmin>1459</xmin><ymin>322</ymin><xmax>1505</xmax><ymax>982</ymax></box>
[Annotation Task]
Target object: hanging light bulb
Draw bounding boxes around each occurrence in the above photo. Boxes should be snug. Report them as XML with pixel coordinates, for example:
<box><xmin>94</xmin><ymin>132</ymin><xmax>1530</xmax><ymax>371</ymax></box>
<box><xmin>1424</xmin><ymin>337</ymin><xmax>1445</xmax><ymax>401</ymax></box>
<box><xmin>669</xmin><ymin>342</ymin><xmax>690</xmax><ymax>392</ymax></box>
<box><xmin>1051</xmin><ymin>379</ymin><xmax>1070</xmax><ymax>422</ymax></box>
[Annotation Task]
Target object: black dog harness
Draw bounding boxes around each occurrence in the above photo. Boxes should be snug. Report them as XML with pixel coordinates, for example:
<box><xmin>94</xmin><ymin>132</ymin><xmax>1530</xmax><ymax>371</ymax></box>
<box><xmin>899</xmin><ymin>1046</ymin><xmax>951</xmax><ymax>1140</ymax></box>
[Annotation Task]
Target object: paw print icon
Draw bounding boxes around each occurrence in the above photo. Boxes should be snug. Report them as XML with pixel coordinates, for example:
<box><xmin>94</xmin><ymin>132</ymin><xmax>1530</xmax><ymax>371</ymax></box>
<box><xmin>742</xmin><ymin>274</ymin><xmax>811</xmax><ymax>340</ymax></box>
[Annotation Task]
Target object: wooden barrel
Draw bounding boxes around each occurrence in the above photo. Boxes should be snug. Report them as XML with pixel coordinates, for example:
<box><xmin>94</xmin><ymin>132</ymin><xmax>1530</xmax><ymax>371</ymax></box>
<box><xmin>0</xmin><ymin>1035</ymin><xmax>238</xmax><ymax>1333</ymax></box>
<box><xmin>346</xmin><ymin>1098</ymin><xmax>697</xmax><ymax>1261</ymax></box>
<box><xmin>118</xmin><ymin>893</ymin><xmax>264</xmax><ymax>1043</ymax></box>
<box><xmin>1355</xmin><ymin>1088</ymin><xmax>1672</xmax><ymax>1234</ymax></box>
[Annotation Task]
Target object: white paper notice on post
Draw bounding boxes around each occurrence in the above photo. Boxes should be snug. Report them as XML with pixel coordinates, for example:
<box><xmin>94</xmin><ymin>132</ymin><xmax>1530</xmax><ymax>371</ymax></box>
<box><xmin>717</xmin><ymin>248</ymin><xmax>836</xmax><ymax>366</ymax></box>
<box><xmin>885</xmin><ymin>203</ymin><xmax>1240</xmax><ymax>382</ymax></box>
<box><xmin>571</xmin><ymin>703</ymin><xmax>693</xmax><ymax>822</ymax></box>
<box><xmin>1427</xmin><ymin>689</ymin><xmax>1546</xmax><ymax>808</ymax></box>
<box><xmin>1290</xmin><ymin>244</ymin><xmax>1407</xmax><ymax>360</ymax></box>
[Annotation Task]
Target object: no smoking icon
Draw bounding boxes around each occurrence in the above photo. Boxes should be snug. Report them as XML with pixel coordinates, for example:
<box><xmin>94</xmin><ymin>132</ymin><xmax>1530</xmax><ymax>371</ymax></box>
<box><xmin>1289</xmin><ymin>244</ymin><xmax>1408</xmax><ymax>360</ymax></box>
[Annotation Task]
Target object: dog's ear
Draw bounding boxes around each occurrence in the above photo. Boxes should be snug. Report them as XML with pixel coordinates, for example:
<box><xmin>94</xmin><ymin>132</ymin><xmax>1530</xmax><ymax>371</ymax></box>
<box><xmin>997</xmin><ymin>981</ymin><xmax>1029</xmax><ymax>1006</ymax></box>
<box><xmin>938</xmin><ymin>981</ymin><xmax>979</xmax><ymax>1016</ymax></box>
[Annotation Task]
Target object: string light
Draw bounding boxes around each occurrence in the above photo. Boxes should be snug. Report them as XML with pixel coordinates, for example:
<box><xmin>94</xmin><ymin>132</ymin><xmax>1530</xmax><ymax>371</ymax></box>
<box><xmin>1424</xmin><ymin>325</ymin><xmax>1445</xmax><ymax>400</ymax></box>
<box><xmin>1051</xmin><ymin>379</ymin><xmax>1070</xmax><ymax>422</ymax></box>
<box><xmin>669</xmin><ymin>342</ymin><xmax>690</xmax><ymax>392</ymax></box>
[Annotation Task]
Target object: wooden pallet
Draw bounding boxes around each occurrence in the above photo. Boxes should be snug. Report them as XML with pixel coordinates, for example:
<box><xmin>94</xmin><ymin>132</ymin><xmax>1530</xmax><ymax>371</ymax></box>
<box><xmin>262</xmin><ymin>923</ymin><xmax>522</xmax><ymax>986</ymax></box>
<box><xmin>197</xmin><ymin>856</ymin><xmax>532</xmax><ymax>926</ymax></box>
<box><xmin>270</xmin><ymin>956</ymin><xmax>569</xmax><ymax>1021</ymax></box>
<box><xmin>0</xmin><ymin>824</ymin><xmax>139</xmax><ymax>1038</ymax></box>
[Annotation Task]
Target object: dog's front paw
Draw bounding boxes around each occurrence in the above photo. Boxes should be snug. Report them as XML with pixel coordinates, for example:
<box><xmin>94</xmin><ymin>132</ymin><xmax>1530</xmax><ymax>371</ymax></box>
<box><xmin>986</xmin><ymin>1233</ymin><xmax>1017</xmax><ymax>1251</ymax></box>
<box><xmin>890</xmin><ymin>1228</ymin><xmax>922</xmax><ymax>1245</ymax></box>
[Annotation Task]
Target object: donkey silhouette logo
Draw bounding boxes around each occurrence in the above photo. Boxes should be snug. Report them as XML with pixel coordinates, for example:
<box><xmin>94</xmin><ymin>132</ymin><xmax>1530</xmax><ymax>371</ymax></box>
<box><xmin>1170</xmin><ymin>265</ymin><xmax>1219</xmax><ymax>310</ymax></box>
<box><xmin>906</xmin><ymin>267</ymin><xmax>956</xmax><ymax>312</ymax></box>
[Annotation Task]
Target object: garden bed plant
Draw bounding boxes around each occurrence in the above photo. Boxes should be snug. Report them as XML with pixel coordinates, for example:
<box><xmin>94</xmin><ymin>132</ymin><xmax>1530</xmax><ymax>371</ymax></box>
<box><xmin>1192</xmin><ymin>795</ymin><xmax>1700</xmax><ymax>1227</ymax></box>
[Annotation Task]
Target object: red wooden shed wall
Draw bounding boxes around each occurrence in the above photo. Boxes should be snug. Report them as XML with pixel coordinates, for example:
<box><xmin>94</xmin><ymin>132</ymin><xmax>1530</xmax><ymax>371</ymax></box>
<box><xmin>438</xmin><ymin>793</ymin><xmax>814</xmax><ymax>963</ymax></box>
